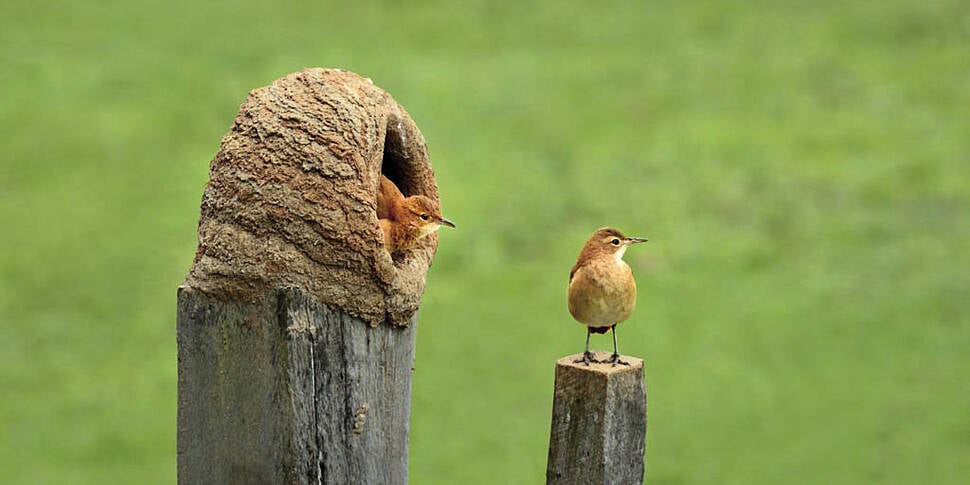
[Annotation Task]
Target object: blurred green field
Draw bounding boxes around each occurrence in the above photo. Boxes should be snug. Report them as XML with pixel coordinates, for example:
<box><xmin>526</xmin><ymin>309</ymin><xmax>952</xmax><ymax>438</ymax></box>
<box><xmin>2</xmin><ymin>0</ymin><xmax>969</xmax><ymax>483</ymax></box>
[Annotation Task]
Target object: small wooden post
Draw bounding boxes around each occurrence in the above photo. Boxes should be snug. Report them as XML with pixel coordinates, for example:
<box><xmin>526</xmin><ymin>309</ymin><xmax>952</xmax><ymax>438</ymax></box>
<box><xmin>546</xmin><ymin>350</ymin><xmax>646</xmax><ymax>485</ymax></box>
<box><xmin>177</xmin><ymin>69</ymin><xmax>442</xmax><ymax>484</ymax></box>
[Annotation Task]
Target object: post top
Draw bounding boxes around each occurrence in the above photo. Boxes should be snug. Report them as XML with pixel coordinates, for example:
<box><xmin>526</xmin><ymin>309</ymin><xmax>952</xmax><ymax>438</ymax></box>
<box><xmin>556</xmin><ymin>351</ymin><xmax>644</xmax><ymax>375</ymax></box>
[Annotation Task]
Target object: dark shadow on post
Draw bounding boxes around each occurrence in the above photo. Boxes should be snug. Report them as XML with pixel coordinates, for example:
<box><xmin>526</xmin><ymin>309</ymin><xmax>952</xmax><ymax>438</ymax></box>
<box><xmin>177</xmin><ymin>68</ymin><xmax>440</xmax><ymax>484</ymax></box>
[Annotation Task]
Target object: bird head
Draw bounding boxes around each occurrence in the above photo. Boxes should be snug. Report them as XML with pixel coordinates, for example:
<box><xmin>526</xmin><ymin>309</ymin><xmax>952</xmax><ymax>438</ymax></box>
<box><xmin>582</xmin><ymin>227</ymin><xmax>648</xmax><ymax>260</ymax></box>
<box><xmin>403</xmin><ymin>195</ymin><xmax>456</xmax><ymax>237</ymax></box>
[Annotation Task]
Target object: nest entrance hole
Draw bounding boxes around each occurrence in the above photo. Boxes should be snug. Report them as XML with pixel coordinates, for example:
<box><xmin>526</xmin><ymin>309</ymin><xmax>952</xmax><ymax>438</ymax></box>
<box><xmin>380</xmin><ymin>118</ymin><xmax>418</xmax><ymax>197</ymax></box>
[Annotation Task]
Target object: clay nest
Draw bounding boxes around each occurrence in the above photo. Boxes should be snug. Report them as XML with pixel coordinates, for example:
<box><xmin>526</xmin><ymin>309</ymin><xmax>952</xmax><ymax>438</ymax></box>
<box><xmin>184</xmin><ymin>68</ymin><xmax>440</xmax><ymax>327</ymax></box>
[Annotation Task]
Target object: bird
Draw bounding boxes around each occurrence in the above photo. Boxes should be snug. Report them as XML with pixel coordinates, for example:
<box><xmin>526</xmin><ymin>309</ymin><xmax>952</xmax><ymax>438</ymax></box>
<box><xmin>567</xmin><ymin>227</ymin><xmax>648</xmax><ymax>366</ymax></box>
<box><xmin>377</xmin><ymin>174</ymin><xmax>455</xmax><ymax>254</ymax></box>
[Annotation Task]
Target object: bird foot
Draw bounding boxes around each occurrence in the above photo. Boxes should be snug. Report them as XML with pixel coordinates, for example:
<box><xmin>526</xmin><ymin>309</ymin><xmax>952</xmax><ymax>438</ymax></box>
<box><xmin>609</xmin><ymin>353</ymin><xmax>630</xmax><ymax>367</ymax></box>
<box><xmin>573</xmin><ymin>351</ymin><xmax>600</xmax><ymax>366</ymax></box>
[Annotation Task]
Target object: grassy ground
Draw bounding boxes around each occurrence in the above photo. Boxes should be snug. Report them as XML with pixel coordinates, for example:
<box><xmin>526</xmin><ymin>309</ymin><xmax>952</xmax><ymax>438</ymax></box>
<box><xmin>2</xmin><ymin>0</ymin><xmax>968</xmax><ymax>483</ymax></box>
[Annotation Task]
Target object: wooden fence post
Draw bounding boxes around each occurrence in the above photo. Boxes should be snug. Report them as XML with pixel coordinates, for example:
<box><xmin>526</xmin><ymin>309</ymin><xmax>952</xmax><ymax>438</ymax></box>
<box><xmin>177</xmin><ymin>287</ymin><xmax>417</xmax><ymax>483</ymax></box>
<box><xmin>177</xmin><ymin>68</ymin><xmax>442</xmax><ymax>484</ymax></box>
<box><xmin>546</xmin><ymin>350</ymin><xmax>647</xmax><ymax>485</ymax></box>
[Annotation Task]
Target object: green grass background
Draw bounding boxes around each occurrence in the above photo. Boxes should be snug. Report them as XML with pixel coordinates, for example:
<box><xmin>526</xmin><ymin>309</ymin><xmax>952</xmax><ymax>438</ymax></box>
<box><xmin>2</xmin><ymin>0</ymin><xmax>968</xmax><ymax>483</ymax></box>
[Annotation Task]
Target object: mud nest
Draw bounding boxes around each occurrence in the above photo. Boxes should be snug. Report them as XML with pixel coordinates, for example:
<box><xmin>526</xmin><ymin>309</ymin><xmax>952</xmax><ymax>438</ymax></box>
<box><xmin>184</xmin><ymin>68</ymin><xmax>441</xmax><ymax>327</ymax></box>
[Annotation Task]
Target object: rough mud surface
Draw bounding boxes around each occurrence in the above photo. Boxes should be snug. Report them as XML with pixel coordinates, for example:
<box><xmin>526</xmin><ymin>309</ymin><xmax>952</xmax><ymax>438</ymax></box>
<box><xmin>184</xmin><ymin>68</ymin><xmax>439</xmax><ymax>327</ymax></box>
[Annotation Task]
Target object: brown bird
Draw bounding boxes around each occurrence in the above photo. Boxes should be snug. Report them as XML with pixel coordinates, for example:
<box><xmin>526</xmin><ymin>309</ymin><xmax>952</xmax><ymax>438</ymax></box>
<box><xmin>377</xmin><ymin>174</ymin><xmax>455</xmax><ymax>253</ymax></box>
<box><xmin>567</xmin><ymin>227</ymin><xmax>648</xmax><ymax>366</ymax></box>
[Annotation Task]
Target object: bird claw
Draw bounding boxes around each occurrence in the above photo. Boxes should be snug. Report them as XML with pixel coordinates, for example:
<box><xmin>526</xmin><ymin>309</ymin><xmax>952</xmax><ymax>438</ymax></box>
<box><xmin>609</xmin><ymin>353</ymin><xmax>630</xmax><ymax>367</ymax></box>
<box><xmin>573</xmin><ymin>351</ymin><xmax>600</xmax><ymax>366</ymax></box>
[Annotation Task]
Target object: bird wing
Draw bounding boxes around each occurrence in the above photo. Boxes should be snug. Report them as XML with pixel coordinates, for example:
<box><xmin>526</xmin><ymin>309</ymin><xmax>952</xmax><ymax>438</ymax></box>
<box><xmin>377</xmin><ymin>174</ymin><xmax>405</xmax><ymax>220</ymax></box>
<box><xmin>569</xmin><ymin>261</ymin><xmax>582</xmax><ymax>283</ymax></box>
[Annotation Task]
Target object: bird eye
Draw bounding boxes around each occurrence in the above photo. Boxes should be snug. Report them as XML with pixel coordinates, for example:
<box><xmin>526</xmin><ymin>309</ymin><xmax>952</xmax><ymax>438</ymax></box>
<box><xmin>611</xmin><ymin>238</ymin><xmax>620</xmax><ymax>245</ymax></box>
<box><xmin>420</xmin><ymin>214</ymin><xmax>429</xmax><ymax>221</ymax></box>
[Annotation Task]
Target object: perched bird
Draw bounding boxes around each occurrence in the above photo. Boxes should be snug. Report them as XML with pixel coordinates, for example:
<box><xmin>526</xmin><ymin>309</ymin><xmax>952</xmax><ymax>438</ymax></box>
<box><xmin>567</xmin><ymin>227</ymin><xmax>648</xmax><ymax>366</ymax></box>
<box><xmin>377</xmin><ymin>174</ymin><xmax>455</xmax><ymax>254</ymax></box>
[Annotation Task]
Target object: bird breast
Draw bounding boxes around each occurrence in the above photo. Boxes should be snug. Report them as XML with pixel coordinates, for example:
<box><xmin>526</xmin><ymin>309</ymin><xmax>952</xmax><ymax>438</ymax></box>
<box><xmin>567</xmin><ymin>260</ymin><xmax>637</xmax><ymax>327</ymax></box>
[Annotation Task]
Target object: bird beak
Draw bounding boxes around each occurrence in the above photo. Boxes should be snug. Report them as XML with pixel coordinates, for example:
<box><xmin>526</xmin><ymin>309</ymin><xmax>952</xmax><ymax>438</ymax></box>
<box><xmin>438</xmin><ymin>217</ymin><xmax>456</xmax><ymax>228</ymax></box>
<box><xmin>626</xmin><ymin>237</ymin><xmax>648</xmax><ymax>244</ymax></box>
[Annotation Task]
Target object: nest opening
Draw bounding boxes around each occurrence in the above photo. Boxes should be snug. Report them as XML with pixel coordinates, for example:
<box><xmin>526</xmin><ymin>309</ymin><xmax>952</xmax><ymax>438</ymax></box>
<box><xmin>380</xmin><ymin>117</ymin><xmax>419</xmax><ymax>197</ymax></box>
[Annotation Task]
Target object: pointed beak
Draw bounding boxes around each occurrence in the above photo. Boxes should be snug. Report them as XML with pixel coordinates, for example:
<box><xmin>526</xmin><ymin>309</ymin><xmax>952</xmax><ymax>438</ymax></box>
<box><xmin>438</xmin><ymin>217</ymin><xmax>456</xmax><ymax>228</ymax></box>
<box><xmin>626</xmin><ymin>237</ymin><xmax>648</xmax><ymax>244</ymax></box>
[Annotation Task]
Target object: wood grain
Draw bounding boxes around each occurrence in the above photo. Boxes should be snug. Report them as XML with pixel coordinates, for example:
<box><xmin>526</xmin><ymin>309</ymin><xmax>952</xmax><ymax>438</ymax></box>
<box><xmin>547</xmin><ymin>351</ymin><xmax>646</xmax><ymax>485</ymax></box>
<box><xmin>177</xmin><ymin>286</ymin><xmax>416</xmax><ymax>484</ymax></box>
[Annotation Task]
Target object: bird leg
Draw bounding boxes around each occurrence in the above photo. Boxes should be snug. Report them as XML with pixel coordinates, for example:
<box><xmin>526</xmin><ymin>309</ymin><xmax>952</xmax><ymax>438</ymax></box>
<box><xmin>573</xmin><ymin>328</ymin><xmax>598</xmax><ymax>365</ymax></box>
<box><xmin>609</xmin><ymin>325</ymin><xmax>629</xmax><ymax>367</ymax></box>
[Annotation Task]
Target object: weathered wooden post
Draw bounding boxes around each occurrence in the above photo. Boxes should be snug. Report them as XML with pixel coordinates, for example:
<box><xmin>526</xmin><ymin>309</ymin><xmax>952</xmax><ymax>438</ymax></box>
<box><xmin>177</xmin><ymin>68</ymin><xmax>441</xmax><ymax>484</ymax></box>
<box><xmin>546</xmin><ymin>350</ymin><xmax>647</xmax><ymax>485</ymax></box>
